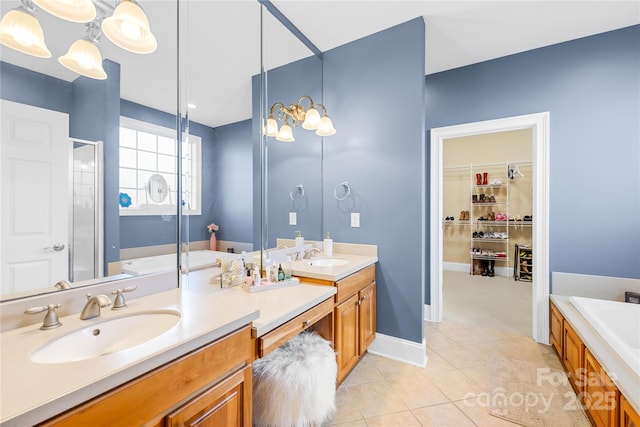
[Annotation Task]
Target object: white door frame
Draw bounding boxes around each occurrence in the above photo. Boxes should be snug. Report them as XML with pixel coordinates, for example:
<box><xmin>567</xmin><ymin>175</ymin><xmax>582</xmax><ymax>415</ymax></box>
<box><xmin>429</xmin><ymin>112</ymin><xmax>550</xmax><ymax>344</ymax></box>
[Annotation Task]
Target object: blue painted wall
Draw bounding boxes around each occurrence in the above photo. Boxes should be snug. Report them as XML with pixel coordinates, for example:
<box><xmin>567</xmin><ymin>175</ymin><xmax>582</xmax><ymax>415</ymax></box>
<box><xmin>425</xmin><ymin>25</ymin><xmax>640</xmax><ymax>303</ymax></box>
<box><xmin>0</xmin><ymin>61</ymin><xmax>71</xmax><ymax>112</ymax></box>
<box><xmin>323</xmin><ymin>18</ymin><xmax>426</xmax><ymax>344</ymax></box>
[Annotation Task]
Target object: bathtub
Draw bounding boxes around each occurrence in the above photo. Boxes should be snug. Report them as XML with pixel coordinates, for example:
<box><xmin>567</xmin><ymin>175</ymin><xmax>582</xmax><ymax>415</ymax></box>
<box><xmin>121</xmin><ymin>250</ymin><xmax>234</xmax><ymax>275</ymax></box>
<box><xmin>570</xmin><ymin>296</ymin><xmax>640</xmax><ymax>376</ymax></box>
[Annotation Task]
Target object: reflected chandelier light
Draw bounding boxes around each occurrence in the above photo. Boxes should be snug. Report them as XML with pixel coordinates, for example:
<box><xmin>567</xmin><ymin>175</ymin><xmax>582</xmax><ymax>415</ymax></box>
<box><xmin>58</xmin><ymin>19</ymin><xmax>107</xmax><ymax>80</ymax></box>
<box><xmin>0</xmin><ymin>0</ymin><xmax>156</xmax><ymax>79</ymax></box>
<box><xmin>0</xmin><ymin>0</ymin><xmax>51</xmax><ymax>58</ymax></box>
<box><xmin>265</xmin><ymin>95</ymin><xmax>336</xmax><ymax>142</ymax></box>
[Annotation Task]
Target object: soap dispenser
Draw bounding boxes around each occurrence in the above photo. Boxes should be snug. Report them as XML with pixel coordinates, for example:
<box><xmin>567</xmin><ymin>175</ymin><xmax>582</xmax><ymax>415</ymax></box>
<box><xmin>295</xmin><ymin>231</ymin><xmax>304</xmax><ymax>247</ymax></box>
<box><xmin>323</xmin><ymin>232</ymin><xmax>333</xmax><ymax>256</ymax></box>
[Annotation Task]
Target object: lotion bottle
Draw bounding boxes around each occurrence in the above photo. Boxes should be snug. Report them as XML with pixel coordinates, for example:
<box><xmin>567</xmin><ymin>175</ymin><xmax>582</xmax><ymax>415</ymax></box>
<box><xmin>295</xmin><ymin>231</ymin><xmax>304</xmax><ymax>247</ymax></box>
<box><xmin>323</xmin><ymin>232</ymin><xmax>333</xmax><ymax>256</ymax></box>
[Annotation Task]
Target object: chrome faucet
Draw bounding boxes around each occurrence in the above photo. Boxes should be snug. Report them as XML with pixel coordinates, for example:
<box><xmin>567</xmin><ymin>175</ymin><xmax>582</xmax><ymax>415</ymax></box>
<box><xmin>80</xmin><ymin>294</ymin><xmax>112</xmax><ymax>320</ymax></box>
<box><xmin>303</xmin><ymin>247</ymin><xmax>321</xmax><ymax>259</ymax></box>
<box><xmin>25</xmin><ymin>303</ymin><xmax>63</xmax><ymax>330</ymax></box>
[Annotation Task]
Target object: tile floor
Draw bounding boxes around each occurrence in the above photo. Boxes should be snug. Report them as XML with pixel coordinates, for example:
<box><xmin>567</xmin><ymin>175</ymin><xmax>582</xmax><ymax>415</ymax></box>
<box><xmin>325</xmin><ymin>271</ymin><xmax>579</xmax><ymax>426</ymax></box>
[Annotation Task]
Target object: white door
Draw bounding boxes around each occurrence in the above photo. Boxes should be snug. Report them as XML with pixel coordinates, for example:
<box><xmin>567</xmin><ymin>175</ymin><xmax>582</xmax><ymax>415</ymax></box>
<box><xmin>1</xmin><ymin>100</ymin><xmax>69</xmax><ymax>296</ymax></box>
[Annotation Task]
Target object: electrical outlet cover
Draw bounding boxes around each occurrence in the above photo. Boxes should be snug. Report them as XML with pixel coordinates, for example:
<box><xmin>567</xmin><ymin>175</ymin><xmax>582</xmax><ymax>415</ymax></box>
<box><xmin>351</xmin><ymin>212</ymin><xmax>360</xmax><ymax>227</ymax></box>
<box><xmin>289</xmin><ymin>212</ymin><xmax>297</xmax><ymax>225</ymax></box>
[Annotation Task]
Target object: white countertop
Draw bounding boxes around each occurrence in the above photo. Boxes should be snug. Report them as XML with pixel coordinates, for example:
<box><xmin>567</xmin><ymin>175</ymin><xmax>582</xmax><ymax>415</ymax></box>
<box><xmin>550</xmin><ymin>295</ymin><xmax>640</xmax><ymax>415</ymax></box>
<box><xmin>290</xmin><ymin>252</ymin><xmax>378</xmax><ymax>282</ymax></box>
<box><xmin>0</xmin><ymin>275</ymin><xmax>338</xmax><ymax>426</ymax></box>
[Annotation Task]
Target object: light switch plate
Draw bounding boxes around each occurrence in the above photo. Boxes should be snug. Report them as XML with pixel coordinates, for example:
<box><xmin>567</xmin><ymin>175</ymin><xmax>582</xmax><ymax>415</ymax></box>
<box><xmin>289</xmin><ymin>212</ymin><xmax>297</xmax><ymax>225</ymax></box>
<box><xmin>351</xmin><ymin>212</ymin><xmax>360</xmax><ymax>227</ymax></box>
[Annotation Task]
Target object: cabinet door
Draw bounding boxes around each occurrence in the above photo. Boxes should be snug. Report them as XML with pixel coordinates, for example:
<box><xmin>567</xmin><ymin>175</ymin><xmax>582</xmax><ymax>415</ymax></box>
<box><xmin>549</xmin><ymin>301</ymin><xmax>563</xmax><ymax>356</ymax></box>
<box><xmin>166</xmin><ymin>365</ymin><xmax>251</xmax><ymax>427</ymax></box>
<box><xmin>359</xmin><ymin>281</ymin><xmax>376</xmax><ymax>354</ymax></box>
<box><xmin>583</xmin><ymin>349</ymin><xmax>618</xmax><ymax>427</ymax></box>
<box><xmin>621</xmin><ymin>394</ymin><xmax>640</xmax><ymax>427</ymax></box>
<box><xmin>335</xmin><ymin>293</ymin><xmax>360</xmax><ymax>383</ymax></box>
<box><xmin>563</xmin><ymin>321</ymin><xmax>584</xmax><ymax>394</ymax></box>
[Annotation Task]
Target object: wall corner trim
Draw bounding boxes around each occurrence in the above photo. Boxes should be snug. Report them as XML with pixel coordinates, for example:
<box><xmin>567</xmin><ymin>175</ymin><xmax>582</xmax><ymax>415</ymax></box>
<box><xmin>367</xmin><ymin>333</ymin><xmax>427</xmax><ymax>368</ymax></box>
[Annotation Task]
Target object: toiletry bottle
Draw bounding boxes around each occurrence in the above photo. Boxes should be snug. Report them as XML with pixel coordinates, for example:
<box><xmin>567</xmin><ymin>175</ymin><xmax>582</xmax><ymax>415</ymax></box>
<box><xmin>269</xmin><ymin>262</ymin><xmax>277</xmax><ymax>283</ymax></box>
<box><xmin>284</xmin><ymin>255</ymin><xmax>292</xmax><ymax>280</ymax></box>
<box><xmin>295</xmin><ymin>231</ymin><xmax>304</xmax><ymax>247</ymax></box>
<box><xmin>323</xmin><ymin>232</ymin><xmax>333</xmax><ymax>256</ymax></box>
<box><xmin>265</xmin><ymin>259</ymin><xmax>273</xmax><ymax>283</ymax></box>
<box><xmin>253</xmin><ymin>265</ymin><xmax>261</xmax><ymax>286</ymax></box>
<box><xmin>277</xmin><ymin>264</ymin><xmax>285</xmax><ymax>281</ymax></box>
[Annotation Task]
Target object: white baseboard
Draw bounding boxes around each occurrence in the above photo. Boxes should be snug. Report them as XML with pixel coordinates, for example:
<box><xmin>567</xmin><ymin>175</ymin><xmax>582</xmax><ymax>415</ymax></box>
<box><xmin>367</xmin><ymin>333</ymin><xmax>427</xmax><ymax>368</ymax></box>
<box><xmin>444</xmin><ymin>262</ymin><xmax>513</xmax><ymax>278</ymax></box>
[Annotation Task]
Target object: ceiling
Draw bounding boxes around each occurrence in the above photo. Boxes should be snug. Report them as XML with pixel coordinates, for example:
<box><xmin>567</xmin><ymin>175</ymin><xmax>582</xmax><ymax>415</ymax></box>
<box><xmin>1</xmin><ymin>1</ymin><xmax>638</xmax><ymax>128</ymax></box>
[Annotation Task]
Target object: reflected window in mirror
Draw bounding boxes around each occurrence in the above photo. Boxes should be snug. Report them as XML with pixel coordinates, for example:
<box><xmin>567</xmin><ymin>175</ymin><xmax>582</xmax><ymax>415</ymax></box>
<box><xmin>119</xmin><ymin>117</ymin><xmax>201</xmax><ymax>216</ymax></box>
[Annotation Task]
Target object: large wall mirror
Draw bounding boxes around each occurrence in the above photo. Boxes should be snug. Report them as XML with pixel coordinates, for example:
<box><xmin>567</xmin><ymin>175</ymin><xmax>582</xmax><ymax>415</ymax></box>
<box><xmin>0</xmin><ymin>1</ymin><xmax>324</xmax><ymax>301</ymax></box>
<box><xmin>0</xmin><ymin>0</ymin><xmax>180</xmax><ymax>301</ymax></box>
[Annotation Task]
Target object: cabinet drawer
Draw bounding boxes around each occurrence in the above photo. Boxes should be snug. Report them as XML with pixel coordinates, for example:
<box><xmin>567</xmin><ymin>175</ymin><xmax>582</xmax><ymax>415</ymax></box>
<box><xmin>336</xmin><ymin>264</ymin><xmax>375</xmax><ymax>303</ymax></box>
<box><xmin>258</xmin><ymin>297</ymin><xmax>334</xmax><ymax>358</ymax></box>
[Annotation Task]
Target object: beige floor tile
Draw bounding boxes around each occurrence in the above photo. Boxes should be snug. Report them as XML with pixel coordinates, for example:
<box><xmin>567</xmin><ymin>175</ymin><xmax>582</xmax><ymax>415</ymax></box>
<box><xmin>344</xmin><ymin>380</ymin><xmax>408</xmax><ymax>418</ymax></box>
<box><xmin>325</xmin><ymin>386</ymin><xmax>363</xmax><ymax>425</ymax></box>
<box><xmin>427</xmin><ymin>319</ymin><xmax>470</xmax><ymax>333</ymax></box>
<box><xmin>324</xmin><ymin>420</ymin><xmax>367</xmax><ymax>427</ymax></box>
<box><xmin>342</xmin><ymin>356</ymin><xmax>384</xmax><ymax>386</ymax></box>
<box><xmin>454</xmin><ymin>396</ymin><xmax>522</xmax><ymax>426</ymax></box>
<box><xmin>432</xmin><ymin>346</ymin><xmax>486</xmax><ymax>369</ymax></box>
<box><xmin>411</xmin><ymin>402</ymin><xmax>476</xmax><ymax>426</ymax></box>
<box><xmin>425</xmin><ymin>328</ymin><xmax>460</xmax><ymax>350</ymax></box>
<box><xmin>366</xmin><ymin>353</ymin><xmax>427</xmax><ymax>379</ymax></box>
<box><xmin>386</xmin><ymin>373</ymin><xmax>450</xmax><ymax>409</ymax></box>
<box><xmin>441</xmin><ymin>325</ymin><xmax>506</xmax><ymax>346</ymax></box>
<box><xmin>423</xmin><ymin>349</ymin><xmax>457</xmax><ymax>373</ymax></box>
<box><xmin>426</xmin><ymin>369</ymin><xmax>485</xmax><ymax>401</ymax></box>
<box><xmin>364</xmin><ymin>410</ymin><xmax>422</xmax><ymax>427</ymax></box>
<box><xmin>459</xmin><ymin>366</ymin><xmax>491</xmax><ymax>391</ymax></box>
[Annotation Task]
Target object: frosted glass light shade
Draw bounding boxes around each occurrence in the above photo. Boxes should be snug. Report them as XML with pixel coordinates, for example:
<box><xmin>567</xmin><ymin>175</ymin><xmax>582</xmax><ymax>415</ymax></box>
<box><xmin>276</xmin><ymin>124</ymin><xmax>295</xmax><ymax>142</ymax></box>
<box><xmin>301</xmin><ymin>106</ymin><xmax>320</xmax><ymax>130</ymax></box>
<box><xmin>59</xmin><ymin>39</ymin><xmax>107</xmax><ymax>80</ymax></box>
<box><xmin>32</xmin><ymin>0</ymin><xmax>96</xmax><ymax>23</ymax></box>
<box><xmin>265</xmin><ymin>116</ymin><xmax>279</xmax><ymax>137</ymax></box>
<box><xmin>315</xmin><ymin>116</ymin><xmax>336</xmax><ymax>137</ymax></box>
<box><xmin>0</xmin><ymin>8</ymin><xmax>51</xmax><ymax>58</ymax></box>
<box><xmin>102</xmin><ymin>0</ymin><xmax>157</xmax><ymax>54</ymax></box>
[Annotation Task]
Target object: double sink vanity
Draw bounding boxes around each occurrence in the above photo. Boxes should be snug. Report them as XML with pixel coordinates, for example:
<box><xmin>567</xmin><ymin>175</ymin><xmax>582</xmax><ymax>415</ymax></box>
<box><xmin>0</xmin><ymin>244</ymin><xmax>377</xmax><ymax>426</ymax></box>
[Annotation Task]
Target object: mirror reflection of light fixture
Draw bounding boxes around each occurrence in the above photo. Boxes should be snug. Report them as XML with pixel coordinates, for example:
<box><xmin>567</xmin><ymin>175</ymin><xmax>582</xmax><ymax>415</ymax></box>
<box><xmin>58</xmin><ymin>20</ymin><xmax>107</xmax><ymax>80</ymax></box>
<box><xmin>0</xmin><ymin>0</ymin><xmax>51</xmax><ymax>58</ymax></box>
<box><xmin>102</xmin><ymin>0</ymin><xmax>157</xmax><ymax>54</ymax></box>
<box><xmin>32</xmin><ymin>0</ymin><xmax>96</xmax><ymax>23</ymax></box>
<box><xmin>265</xmin><ymin>95</ymin><xmax>336</xmax><ymax>142</ymax></box>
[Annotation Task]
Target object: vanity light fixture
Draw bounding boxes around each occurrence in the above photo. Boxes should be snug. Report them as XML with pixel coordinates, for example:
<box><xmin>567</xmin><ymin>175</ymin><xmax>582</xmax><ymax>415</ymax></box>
<box><xmin>265</xmin><ymin>95</ymin><xmax>336</xmax><ymax>142</ymax></box>
<box><xmin>0</xmin><ymin>0</ymin><xmax>51</xmax><ymax>58</ymax></box>
<box><xmin>58</xmin><ymin>20</ymin><xmax>107</xmax><ymax>80</ymax></box>
<box><xmin>32</xmin><ymin>0</ymin><xmax>96</xmax><ymax>23</ymax></box>
<box><xmin>101</xmin><ymin>0</ymin><xmax>157</xmax><ymax>54</ymax></box>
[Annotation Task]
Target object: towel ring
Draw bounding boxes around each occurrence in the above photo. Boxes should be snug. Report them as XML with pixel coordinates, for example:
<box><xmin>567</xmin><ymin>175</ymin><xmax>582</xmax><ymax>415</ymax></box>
<box><xmin>290</xmin><ymin>184</ymin><xmax>305</xmax><ymax>201</ymax></box>
<box><xmin>334</xmin><ymin>181</ymin><xmax>351</xmax><ymax>201</ymax></box>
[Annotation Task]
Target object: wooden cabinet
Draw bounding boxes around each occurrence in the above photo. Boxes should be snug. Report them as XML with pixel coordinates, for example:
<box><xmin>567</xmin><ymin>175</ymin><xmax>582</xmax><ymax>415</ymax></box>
<box><xmin>549</xmin><ymin>299</ymin><xmax>563</xmax><ymax>356</ymax></box>
<box><xmin>40</xmin><ymin>325</ymin><xmax>253</xmax><ymax>427</ymax></box>
<box><xmin>584</xmin><ymin>348</ymin><xmax>619</xmax><ymax>427</ymax></box>
<box><xmin>621</xmin><ymin>395</ymin><xmax>640</xmax><ymax>427</ymax></box>
<box><xmin>166</xmin><ymin>365</ymin><xmax>251</xmax><ymax>427</ymax></box>
<box><xmin>301</xmin><ymin>264</ymin><xmax>376</xmax><ymax>384</ymax></box>
<box><xmin>562</xmin><ymin>319</ymin><xmax>584</xmax><ymax>394</ymax></box>
<box><xmin>550</xmin><ymin>299</ymin><xmax>640</xmax><ymax>427</ymax></box>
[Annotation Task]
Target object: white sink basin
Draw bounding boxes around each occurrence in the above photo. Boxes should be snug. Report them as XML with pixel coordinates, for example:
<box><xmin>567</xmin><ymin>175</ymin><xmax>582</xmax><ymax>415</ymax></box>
<box><xmin>29</xmin><ymin>310</ymin><xmax>181</xmax><ymax>364</ymax></box>
<box><xmin>307</xmin><ymin>258</ymin><xmax>349</xmax><ymax>267</ymax></box>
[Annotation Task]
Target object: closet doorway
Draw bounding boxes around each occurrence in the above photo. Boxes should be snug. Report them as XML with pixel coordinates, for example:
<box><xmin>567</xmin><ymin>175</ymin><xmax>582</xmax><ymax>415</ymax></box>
<box><xmin>429</xmin><ymin>113</ymin><xmax>550</xmax><ymax>344</ymax></box>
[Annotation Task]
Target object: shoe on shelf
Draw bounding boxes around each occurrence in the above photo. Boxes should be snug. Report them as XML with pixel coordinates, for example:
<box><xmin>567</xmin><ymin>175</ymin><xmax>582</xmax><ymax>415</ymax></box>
<box><xmin>482</xmin><ymin>172</ymin><xmax>488</xmax><ymax>186</ymax></box>
<box><xmin>521</xmin><ymin>261</ymin><xmax>529</xmax><ymax>273</ymax></box>
<box><xmin>476</xmin><ymin>173</ymin><xmax>482</xmax><ymax>186</ymax></box>
<box><xmin>472</xmin><ymin>195</ymin><xmax>478</xmax><ymax>203</ymax></box>
<box><xmin>523</xmin><ymin>215</ymin><xmax>532</xmax><ymax>221</ymax></box>
<box><xmin>488</xmin><ymin>195</ymin><xmax>496</xmax><ymax>203</ymax></box>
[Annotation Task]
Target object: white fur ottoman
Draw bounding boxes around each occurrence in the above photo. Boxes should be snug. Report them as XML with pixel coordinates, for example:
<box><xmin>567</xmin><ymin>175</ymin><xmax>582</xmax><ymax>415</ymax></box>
<box><xmin>252</xmin><ymin>332</ymin><xmax>337</xmax><ymax>427</ymax></box>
